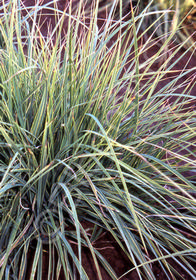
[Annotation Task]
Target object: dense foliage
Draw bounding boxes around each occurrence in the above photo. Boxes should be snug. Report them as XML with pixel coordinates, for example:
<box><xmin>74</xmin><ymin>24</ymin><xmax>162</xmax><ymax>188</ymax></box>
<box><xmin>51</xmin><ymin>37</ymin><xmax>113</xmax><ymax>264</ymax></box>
<box><xmin>0</xmin><ymin>1</ymin><xmax>196</xmax><ymax>279</ymax></box>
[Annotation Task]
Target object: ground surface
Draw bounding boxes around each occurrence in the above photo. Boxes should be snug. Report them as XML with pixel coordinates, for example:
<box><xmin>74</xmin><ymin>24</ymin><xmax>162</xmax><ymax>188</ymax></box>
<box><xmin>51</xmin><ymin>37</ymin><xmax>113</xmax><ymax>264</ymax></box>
<box><xmin>26</xmin><ymin>222</ymin><xmax>195</xmax><ymax>280</ymax></box>
<box><xmin>21</xmin><ymin>0</ymin><xmax>196</xmax><ymax>279</ymax></box>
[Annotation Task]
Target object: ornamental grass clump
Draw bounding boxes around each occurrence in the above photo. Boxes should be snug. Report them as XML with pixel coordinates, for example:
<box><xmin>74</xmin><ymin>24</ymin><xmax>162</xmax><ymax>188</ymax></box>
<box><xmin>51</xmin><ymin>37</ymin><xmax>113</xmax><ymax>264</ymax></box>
<box><xmin>140</xmin><ymin>0</ymin><xmax>196</xmax><ymax>50</ymax></box>
<box><xmin>0</xmin><ymin>0</ymin><xmax>196</xmax><ymax>279</ymax></box>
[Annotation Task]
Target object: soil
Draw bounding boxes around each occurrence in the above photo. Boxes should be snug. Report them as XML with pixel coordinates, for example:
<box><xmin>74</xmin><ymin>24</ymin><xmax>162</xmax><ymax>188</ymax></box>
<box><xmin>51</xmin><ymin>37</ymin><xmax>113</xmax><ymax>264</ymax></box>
<box><xmin>9</xmin><ymin>0</ymin><xmax>196</xmax><ymax>279</ymax></box>
<box><xmin>25</xmin><ymin>222</ymin><xmax>195</xmax><ymax>280</ymax></box>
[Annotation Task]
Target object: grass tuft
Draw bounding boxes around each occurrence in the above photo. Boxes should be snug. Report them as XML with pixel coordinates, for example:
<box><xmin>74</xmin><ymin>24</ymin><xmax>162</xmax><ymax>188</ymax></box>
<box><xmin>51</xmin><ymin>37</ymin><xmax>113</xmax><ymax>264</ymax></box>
<box><xmin>0</xmin><ymin>0</ymin><xmax>196</xmax><ymax>279</ymax></box>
